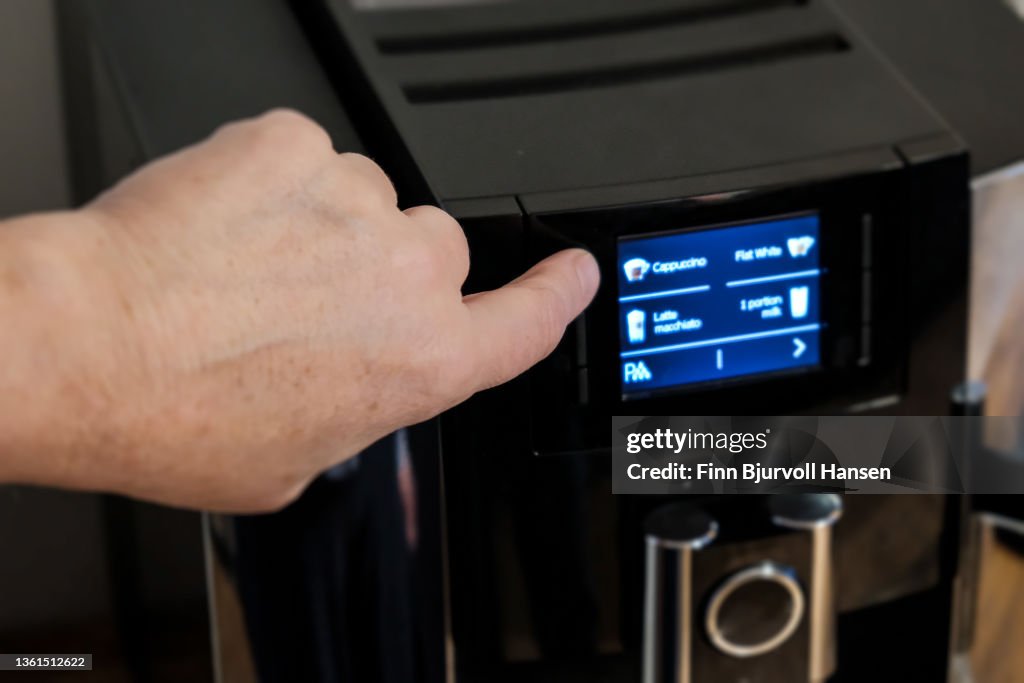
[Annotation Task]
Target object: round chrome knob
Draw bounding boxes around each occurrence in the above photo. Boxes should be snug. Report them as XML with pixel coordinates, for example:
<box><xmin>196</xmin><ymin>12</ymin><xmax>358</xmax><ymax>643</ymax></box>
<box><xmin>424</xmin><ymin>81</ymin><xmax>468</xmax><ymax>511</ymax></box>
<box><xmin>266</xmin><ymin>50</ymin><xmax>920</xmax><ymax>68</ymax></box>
<box><xmin>705</xmin><ymin>562</ymin><xmax>804</xmax><ymax>658</ymax></box>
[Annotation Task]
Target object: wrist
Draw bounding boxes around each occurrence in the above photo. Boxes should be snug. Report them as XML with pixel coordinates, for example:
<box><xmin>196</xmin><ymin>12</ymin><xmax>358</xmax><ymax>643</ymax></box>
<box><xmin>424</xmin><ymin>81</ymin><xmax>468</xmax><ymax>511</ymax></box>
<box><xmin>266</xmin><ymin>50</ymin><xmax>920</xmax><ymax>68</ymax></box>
<box><xmin>0</xmin><ymin>209</ymin><xmax>129</xmax><ymax>488</ymax></box>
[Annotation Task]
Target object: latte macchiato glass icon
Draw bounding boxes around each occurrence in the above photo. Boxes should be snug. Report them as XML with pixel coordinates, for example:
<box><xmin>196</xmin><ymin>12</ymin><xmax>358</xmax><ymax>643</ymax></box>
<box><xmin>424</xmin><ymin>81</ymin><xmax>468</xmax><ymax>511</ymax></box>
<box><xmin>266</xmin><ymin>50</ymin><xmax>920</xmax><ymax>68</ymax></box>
<box><xmin>624</xmin><ymin>258</ymin><xmax>651</xmax><ymax>283</ymax></box>
<box><xmin>790</xmin><ymin>286</ymin><xmax>809</xmax><ymax>319</ymax></box>
<box><xmin>627</xmin><ymin>309</ymin><xmax>647</xmax><ymax>344</ymax></box>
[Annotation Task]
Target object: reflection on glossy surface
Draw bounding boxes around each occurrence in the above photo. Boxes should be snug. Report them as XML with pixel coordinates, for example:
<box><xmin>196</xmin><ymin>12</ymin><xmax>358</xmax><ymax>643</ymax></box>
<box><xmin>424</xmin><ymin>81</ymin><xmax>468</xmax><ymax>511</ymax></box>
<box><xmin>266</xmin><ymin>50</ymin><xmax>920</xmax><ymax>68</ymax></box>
<box><xmin>207</xmin><ymin>429</ymin><xmax>967</xmax><ymax>683</ymax></box>
<box><xmin>208</xmin><ymin>428</ymin><xmax>445</xmax><ymax>683</ymax></box>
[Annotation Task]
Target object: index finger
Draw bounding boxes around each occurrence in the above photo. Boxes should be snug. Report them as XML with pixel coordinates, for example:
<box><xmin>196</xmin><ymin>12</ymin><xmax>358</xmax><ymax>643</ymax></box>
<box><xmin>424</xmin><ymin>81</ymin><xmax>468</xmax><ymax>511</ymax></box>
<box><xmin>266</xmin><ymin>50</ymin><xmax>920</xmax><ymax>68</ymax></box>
<box><xmin>462</xmin><ymin>248</ymin><xmax>600</xmax><ymax>392</ymax></box>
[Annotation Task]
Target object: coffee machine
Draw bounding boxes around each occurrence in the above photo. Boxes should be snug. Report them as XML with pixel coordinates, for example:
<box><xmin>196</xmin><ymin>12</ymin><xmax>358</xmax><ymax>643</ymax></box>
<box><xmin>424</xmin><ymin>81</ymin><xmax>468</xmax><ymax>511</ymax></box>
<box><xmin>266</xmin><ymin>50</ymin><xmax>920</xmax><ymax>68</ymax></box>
<box><xmin>292</xmin><ymin>1</ymin><xmax>973</xmax><ymax>681</ymax></box>
<box><xmin>58</xmin><ymin>1</ymin><xmax>1024</xmax><ymax>681</ymax></box>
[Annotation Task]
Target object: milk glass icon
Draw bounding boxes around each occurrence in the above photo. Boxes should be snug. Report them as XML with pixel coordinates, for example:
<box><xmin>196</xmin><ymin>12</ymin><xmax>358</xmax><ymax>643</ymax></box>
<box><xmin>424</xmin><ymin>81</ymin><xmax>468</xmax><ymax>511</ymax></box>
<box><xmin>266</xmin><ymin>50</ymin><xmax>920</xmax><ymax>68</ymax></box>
<box><xmin>790</xmin><ymin>286</ymin><xmax>810</xmax><ymax>319</ymax></box>
<box><xmin>627</xmin><ymin>309</ymin><xmax>647</xmax><ymax>344</ymax></box>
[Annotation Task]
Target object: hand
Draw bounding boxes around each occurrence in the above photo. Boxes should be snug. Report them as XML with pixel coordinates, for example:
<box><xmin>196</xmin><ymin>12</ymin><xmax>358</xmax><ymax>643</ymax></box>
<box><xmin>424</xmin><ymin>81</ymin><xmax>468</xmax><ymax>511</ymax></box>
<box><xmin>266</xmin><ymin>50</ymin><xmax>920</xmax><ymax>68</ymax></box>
<box><xmin>0</xmin><ymin>110</ymin><xmax>599</xmax><ymax>512</ymax></box>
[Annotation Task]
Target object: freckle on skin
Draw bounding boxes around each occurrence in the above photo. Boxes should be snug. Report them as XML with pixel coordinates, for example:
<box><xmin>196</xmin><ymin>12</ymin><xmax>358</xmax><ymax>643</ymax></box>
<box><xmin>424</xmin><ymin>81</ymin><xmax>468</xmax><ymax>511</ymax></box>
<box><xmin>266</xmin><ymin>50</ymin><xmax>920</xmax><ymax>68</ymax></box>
<box><xmin>119</xmin><ymin>293</ymin><xmax>134</xmax><ymax>319</ymax></box>
<box><xmin>0</xmin><ymin>267</ymin><xmax>24</xmax><ymax>293</ymax></box>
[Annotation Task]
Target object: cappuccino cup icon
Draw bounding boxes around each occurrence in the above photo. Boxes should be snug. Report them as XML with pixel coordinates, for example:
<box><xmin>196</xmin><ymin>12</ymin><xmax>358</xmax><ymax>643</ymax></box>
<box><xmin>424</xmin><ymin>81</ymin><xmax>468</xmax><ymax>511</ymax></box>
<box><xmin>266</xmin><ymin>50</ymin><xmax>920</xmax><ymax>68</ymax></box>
<box><xmin>624</xmin><ymin>258</ymin><xmax>651</xmax><ymax>283</ymax></box>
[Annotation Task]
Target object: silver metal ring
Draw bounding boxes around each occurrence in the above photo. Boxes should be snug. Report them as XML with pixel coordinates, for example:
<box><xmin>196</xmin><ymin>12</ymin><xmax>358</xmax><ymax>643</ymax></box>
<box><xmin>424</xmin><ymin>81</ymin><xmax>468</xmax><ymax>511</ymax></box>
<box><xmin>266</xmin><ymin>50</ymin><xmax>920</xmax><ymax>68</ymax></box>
<box><xmin>705</xmin><ymin>562</ymin><xmax>805</xmax><ymax>659</ymax></box>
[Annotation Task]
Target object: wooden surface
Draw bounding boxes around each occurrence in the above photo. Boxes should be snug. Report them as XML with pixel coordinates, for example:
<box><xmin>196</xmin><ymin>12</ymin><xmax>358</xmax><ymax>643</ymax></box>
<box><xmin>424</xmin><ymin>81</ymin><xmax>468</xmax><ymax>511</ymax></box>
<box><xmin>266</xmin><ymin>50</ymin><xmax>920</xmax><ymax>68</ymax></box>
<box><xmin>972</xmin><ymin>524</ymin><xmax>1024</xmax><ymax>682</ymax></box>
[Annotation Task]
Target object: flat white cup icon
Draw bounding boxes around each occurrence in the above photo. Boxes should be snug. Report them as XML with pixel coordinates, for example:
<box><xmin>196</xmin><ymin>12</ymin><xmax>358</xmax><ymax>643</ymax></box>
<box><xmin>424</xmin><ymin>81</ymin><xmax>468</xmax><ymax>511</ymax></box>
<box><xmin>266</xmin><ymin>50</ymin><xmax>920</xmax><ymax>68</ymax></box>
<box><xmin>787</xmin><ymin>236</ymin><xmax>816</xmax><ymax>258</ymax></box>
<box><xmin>790</xmin><ymin>286</ymin><xmax>809</xmax><ymax>319</ymax></box>
<box><xmin>627</xmin><ymin>309</ymin><xmax>646</xmax><ymax>344</ymax></box>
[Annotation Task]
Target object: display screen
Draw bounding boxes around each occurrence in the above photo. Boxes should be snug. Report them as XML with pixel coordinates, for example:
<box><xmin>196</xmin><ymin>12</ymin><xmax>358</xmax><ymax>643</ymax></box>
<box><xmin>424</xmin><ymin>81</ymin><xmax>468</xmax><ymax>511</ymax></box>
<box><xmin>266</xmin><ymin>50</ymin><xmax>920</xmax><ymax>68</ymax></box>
<box><xmin>618</xmin><ymin>214</ymin><xmax>822</xmax><ymax>397</ymax></box>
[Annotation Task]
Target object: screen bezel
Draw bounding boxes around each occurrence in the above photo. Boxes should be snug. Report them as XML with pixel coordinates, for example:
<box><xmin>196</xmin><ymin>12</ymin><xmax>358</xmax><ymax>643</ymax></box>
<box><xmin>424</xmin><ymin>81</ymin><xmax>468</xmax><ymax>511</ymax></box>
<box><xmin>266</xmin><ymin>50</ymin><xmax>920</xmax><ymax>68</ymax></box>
<box><xmin>615</xmin><ymin>211</ymin><xmax>826</xmax><ymax>400</ymax></box>
<box><xmin>526</xmin><ymin>169</ymin><xmax>909</xmax><ymax>420</ymax></box>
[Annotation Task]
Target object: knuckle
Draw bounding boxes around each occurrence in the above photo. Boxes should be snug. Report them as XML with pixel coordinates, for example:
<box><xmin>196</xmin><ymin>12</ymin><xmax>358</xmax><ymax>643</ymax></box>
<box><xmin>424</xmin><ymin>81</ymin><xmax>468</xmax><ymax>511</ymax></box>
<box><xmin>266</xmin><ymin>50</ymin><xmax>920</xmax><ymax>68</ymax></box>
<box><xmin>408</xmin><ymin>203</ymin><xmax>453</xmax><ymax>225</ymax></box>
<box><xmin>427</xmin><ymin>207</ymin><xmax>469</xmax><ymax>244</ymax></box>
<box><xmin>339</xmin><ymin>151</ymin><xmax>382</xmax><ymax>170</ymax></box>
<box><xmin>260</xmin><ymin>108</ymin><xmax>319</xmax><ymax>132</ymax></box>
<box><xmin>329</xmin><ymin>166</ymin><xmax>392</xmax><ymax>216</ymax></box>
<box><xmin>249</xmin><ymin>109</ymin><xmax>331</xmax><ymax>155</ymax></box>
<box><xmin>339</xmin><ymin>153</ymin><xmax>398</xmax><ymax>205</ymax></box>
<box><xmin>394</xmin><ymin>239</ymin><xmax>447</xmax><ymax>286</ymax></box>
<box><xmin>406</xmin><ymin>205</ymin><xmax>471</xmax><ymax>276</ymax></box>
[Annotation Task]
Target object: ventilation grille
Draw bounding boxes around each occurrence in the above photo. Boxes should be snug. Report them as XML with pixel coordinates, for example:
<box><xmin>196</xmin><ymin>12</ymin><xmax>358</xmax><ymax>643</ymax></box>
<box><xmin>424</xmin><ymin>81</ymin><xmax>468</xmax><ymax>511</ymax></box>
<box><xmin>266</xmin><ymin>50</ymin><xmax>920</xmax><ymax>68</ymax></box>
<box><xmin>403</xmin><ymin>33</ymin><xmax>849</xmax><ymax>103</ymax></box>
<box><xmin>377</xmin><ymin>0</ymin><xmax>807</xmax><ymax>53</ymax></box>
<box><xmin>369</xmin><ymin>0</ymin><xmax>852</xmax><ymax>104</ymax></box>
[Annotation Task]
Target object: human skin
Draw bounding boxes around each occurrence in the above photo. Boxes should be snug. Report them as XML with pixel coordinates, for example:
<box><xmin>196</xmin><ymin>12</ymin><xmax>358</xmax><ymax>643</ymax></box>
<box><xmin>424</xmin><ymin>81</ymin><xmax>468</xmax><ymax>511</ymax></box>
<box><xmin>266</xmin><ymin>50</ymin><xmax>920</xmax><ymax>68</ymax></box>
<box><xmin>0</xmin><ymin>110</ymin><xmax>599</xmax><ymax>512</ymax></box>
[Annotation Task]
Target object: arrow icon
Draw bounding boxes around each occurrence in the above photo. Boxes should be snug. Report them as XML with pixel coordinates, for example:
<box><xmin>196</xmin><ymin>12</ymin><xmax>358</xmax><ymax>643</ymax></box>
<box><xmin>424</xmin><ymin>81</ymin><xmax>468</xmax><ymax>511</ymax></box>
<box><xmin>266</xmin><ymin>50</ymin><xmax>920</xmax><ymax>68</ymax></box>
<box><xmin>793</xmin><ymin>337</ymin><xmax>807</xmax><ymax>359</ymax></box>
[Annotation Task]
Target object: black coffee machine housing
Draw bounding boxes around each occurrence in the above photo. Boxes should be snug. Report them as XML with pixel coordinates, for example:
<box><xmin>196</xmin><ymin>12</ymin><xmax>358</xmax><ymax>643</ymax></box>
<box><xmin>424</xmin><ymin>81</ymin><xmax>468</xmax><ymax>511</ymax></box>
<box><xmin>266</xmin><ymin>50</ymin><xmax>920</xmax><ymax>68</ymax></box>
<box><xmin>300</xmin><ymin>1</ymin><xmax>970</xmax><ymax>682</ymax></box>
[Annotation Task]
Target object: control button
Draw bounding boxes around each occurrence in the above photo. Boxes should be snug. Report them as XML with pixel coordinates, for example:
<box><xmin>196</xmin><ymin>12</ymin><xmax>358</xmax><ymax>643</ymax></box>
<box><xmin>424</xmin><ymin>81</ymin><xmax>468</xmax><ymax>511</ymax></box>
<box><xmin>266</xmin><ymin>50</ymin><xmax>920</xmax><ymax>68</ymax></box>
<box><xmin>858</xmin><ymin>325</ymin><xmax>872</xmax><ymax>367</ymax></box>
<box><xmin>574</xmin><ymin>315</ymin><xmax>588</xmax><ymax>367</ymax></box>
<box><xmin>577</xmin><ymin>367</ymin><xmax>589</xmax><ymax>405</ymax></box>
<box><xmin>861</xmin><ymin>214</ymin><xmax>873</xmax><ymax>269</ymax></box>
<box><xmin>705</xmin><ymin>562</ymin><xmax>805</xmax><ymax>659</ymax></box>
<box><xmin>861</xmin><ymin>271</ymin><xmax>872</xmax><ymax>324</ymax></box>
<box><xmin>793</xmin><ymin>337</ymin><xmax>807</xmax><ymax>359</ymax></box>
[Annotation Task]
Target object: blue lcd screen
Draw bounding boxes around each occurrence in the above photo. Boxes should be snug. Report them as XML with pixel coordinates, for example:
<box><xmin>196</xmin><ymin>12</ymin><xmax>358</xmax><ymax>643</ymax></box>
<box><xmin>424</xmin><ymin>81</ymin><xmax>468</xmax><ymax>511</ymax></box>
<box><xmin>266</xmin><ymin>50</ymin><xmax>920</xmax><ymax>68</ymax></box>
<box><xmin>618</xmin><ymin>214</ymin><xmax>822</xmax><ymax>397</ymax></box>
